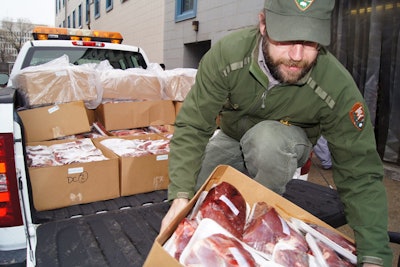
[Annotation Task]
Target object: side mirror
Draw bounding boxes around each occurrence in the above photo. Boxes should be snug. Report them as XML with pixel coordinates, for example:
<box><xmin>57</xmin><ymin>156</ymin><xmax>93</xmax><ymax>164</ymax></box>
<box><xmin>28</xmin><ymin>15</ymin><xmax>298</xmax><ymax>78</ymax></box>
<box><xmin>0</xmin><ymin>73</ymin><xmax>9</xmax><ymax>87</ymax></box>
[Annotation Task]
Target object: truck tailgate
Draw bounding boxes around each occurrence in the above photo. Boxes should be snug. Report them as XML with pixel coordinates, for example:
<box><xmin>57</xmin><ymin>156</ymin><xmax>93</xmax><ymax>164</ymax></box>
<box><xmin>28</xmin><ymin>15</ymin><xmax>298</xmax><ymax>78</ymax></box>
<box><xmin>34</xmin><ymin>191</ymin><xmax>169</xmax><ymax>267</ymax></box>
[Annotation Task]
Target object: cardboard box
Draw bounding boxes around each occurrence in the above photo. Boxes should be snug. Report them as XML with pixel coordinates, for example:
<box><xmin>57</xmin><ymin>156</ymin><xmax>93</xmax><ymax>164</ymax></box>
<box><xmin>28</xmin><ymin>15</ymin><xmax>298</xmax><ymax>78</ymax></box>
<box><xmin>173</xmin><ymin>101</ymin><xmax>183</xmax><ymax>117</ymax></box>
<box><xmin>28</xmin><ymin>139</ymin><xmax>119</xmax><ymax>211</ymax></box>
<box><xmin>93</xmin><ymin>135</ymin><xmax>170</xmax><ymax>196</ymax></box>
<box><xmin>86</xmin><ymin>108</ymin><xmax>96</xmax><ymax>126</ymax></box>
<box><xmin>143</xmin><ymin>165</ymin><xmax>353</xmax><ymax>267</ymax></box>
<box><xmin>18</xmin><ymin>101</ymin><xmax>91</xmax><ymax>142</ymax></box>
<box><xmin>163</xmin><ymin>69</ymin><xmax>196</xmax><ymax>101</ymax></box>
<box><xmin>13</xmin><ymin>66</ymin><xmax>99</xmax><ymax>107</ymax></box>
<box><xmin>95</xmin><ymin>100</ymin><xmax>176</xmax><ymax>131</ymax></box>
<box><xmin>101</xmin><ymin>69</ymin><xmax>163</xmax><ymax>101</ymax></box>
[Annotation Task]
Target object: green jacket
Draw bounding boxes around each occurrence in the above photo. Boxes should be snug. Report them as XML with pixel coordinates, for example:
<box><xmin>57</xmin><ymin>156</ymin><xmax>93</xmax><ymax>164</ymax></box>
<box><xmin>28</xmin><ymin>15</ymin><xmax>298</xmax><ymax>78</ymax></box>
<box><xmin>168</xmin><ymin>27</ymin><xmax>392</xmax><ymax>266</ymax></box>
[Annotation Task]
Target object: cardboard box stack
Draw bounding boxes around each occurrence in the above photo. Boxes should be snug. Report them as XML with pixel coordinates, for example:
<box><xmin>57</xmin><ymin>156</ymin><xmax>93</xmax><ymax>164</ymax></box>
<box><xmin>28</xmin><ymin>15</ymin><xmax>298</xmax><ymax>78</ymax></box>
<box><xmin>14</xmin><ymin>58</ymin><xmax>197</xmax><ymax>211</ymax></box>
<box><xmin>17</xmin><ymin>101</ymin><xmax>119</xmax><ymax>211</ymax></box>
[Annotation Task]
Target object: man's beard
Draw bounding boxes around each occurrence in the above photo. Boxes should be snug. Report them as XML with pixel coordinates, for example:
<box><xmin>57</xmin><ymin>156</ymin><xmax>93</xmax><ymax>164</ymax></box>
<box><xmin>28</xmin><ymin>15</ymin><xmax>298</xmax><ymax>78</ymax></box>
<box><xmin>262</xmin><ymin>35</ymin><xmax>317</xmax><ymax>84</ymax></box>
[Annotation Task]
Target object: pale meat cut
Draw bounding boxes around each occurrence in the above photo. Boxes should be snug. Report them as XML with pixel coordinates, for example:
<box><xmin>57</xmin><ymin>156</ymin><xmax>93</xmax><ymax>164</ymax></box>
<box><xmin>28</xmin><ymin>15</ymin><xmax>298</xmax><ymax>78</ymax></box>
<box><xmin>272</xmin><ymin>244</ymin><xmax>309</xmax><ymax>267</ymax></box>
<box><xmin>172</xmin><ymin>218</ymin><xmax>198</xmax><ymax>260</ymax></box>
<box><xmin>182</xmin><ymin>233</ymin><xmax>258</xmax><ymax>267</ymax></box>
<box><xmin>196</xmin><ymin>182</ymin><xmax>246</xmax><ymax>239</ymax></box>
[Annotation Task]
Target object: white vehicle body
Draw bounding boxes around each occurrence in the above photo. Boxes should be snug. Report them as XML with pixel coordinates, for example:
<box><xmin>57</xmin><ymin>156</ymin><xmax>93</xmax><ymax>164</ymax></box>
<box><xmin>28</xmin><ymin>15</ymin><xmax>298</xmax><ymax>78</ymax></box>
<box><xmin>0</xmin><ymin>27</ymin><xmax>151</xmax><ymax>266</ymax></box>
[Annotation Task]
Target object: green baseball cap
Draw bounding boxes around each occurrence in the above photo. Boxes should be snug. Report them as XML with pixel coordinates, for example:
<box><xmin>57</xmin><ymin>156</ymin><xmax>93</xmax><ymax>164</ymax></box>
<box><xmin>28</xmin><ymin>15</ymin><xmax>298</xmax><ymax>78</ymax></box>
<box><xmin>264</xmin><ymin>0</ymin><xmax>335</xmax><ymax>46</ymax></box>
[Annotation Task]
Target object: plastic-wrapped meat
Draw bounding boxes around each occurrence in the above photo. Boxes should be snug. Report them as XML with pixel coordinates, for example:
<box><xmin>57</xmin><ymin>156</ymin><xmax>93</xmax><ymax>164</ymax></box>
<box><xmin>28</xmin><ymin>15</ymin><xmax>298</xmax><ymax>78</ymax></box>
<box><xmin>243</xmin><ymin>202</ymin><xmax>290</xmax><ymax>254</ymax></box>
<box><xmin>316</xmin><ymin>239</ymin><xmax>355</xmax><ymax>267</ymax></box>
<box><xmin>100</xmin><ymin>138</ymin><xmax>169</xmax><ymax>157</ymax></box>
<box><xmin>195</xmin><ymin>182</ymin><xmax>246</xmax><ymax>239</ymax></box>
<box><xmin>111</xmin><ymin>128</ymin><xmax>151</xmax><ymax>136</ymax></box>
<box><xmin>272</xmin><ymin>241</ymin><xmax>309</xmax><ymax>267</ymax></box>
<box><xmin>309</xmin><ymin>224</ymin><xmax>356</xmax><ymax>255</ymax></box>
<box><xmin>173</xmin><ymin>218</ymin><xmax>198</xmax><ymax>260</ymax></box>
<box><xmin>182</xmin><ymin>233</ymin><xmax>258</xmax><ymax>267</ymax></box>
<box><xmin>271</xmin><ymin>228</ymin><xmax>310</xmax><ymax>266</ymax></box>
<box><xmin>26</xmin><ymin>139</ymin><xmax>108</xmax><ymax>167</ymax></box>
<box><xmin>141</xmin><ymin>139</ymin><xmax>170</xmax><ymax>155</ymax></box>
<box><xmin>243</xmin><ymin>202</ymin><xmax>308</xmax><ymax>255</ymax></box>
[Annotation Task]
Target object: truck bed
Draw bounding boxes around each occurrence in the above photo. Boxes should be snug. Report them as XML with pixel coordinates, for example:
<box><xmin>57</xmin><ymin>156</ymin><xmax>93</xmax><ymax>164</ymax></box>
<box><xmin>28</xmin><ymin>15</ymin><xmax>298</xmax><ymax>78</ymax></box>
<box><xmin>32</xmin><ymin>180</ymin><xmax>348</xmax><ymax>267</ymax></box>
<box><xmin>34</xmin><ymin>190</ymin><xmax>169</xmax><ymax>267</ymax></box>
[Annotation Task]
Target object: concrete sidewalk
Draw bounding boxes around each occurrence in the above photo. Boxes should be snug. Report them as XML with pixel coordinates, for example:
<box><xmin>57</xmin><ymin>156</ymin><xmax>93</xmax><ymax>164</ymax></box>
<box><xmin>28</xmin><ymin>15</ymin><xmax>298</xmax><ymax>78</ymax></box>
<box><xmin>307</xmin><ymin>155</ymin><xmax>400</xmax><ymax>266</ymax></box>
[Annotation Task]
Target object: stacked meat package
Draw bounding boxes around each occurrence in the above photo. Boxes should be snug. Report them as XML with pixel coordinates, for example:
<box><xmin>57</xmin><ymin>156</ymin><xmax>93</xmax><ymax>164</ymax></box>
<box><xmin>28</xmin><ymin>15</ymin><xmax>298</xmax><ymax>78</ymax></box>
<box><xmin>26</xmin><ymin>139</ymin><xmax>108</xmax><ymax>167</ymax></box>
<box><xmin>99</xmin><ymin>138</ymin><xmax>169</xmax><ymax>157</ymax></box>
<box><xmin>163</xmin><ymin>181</ymin><xmax>356</xmax><ymax>267</ymax></box>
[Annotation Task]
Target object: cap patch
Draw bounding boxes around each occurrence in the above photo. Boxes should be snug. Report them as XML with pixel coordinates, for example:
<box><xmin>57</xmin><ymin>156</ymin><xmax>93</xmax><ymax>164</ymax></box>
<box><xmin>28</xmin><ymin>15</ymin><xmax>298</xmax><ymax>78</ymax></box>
<box><xmin>349</xmin><ymin>102</ymin><xmax>365</xmax><ymax>130</ymax></box>
<box><xmin>295</xmin><ymin>0</ymin><xmax>315</xmax><ymax>11</ymax></box>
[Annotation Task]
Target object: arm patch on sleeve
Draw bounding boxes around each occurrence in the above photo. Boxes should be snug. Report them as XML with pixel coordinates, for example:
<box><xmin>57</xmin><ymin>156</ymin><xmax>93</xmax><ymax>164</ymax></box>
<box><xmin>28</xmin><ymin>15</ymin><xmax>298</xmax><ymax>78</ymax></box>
<box><xmin>349</xmin><ymin>102</ymin><xmax>365</xmax><ymax>130</ymax></box>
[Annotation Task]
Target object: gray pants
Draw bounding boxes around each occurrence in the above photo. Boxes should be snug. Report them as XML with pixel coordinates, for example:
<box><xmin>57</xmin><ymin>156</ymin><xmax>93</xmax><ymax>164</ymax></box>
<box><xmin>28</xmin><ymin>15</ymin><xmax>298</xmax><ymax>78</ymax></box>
<box><xmin>196</xmin><ymin>120</ymin><xmax>313</xmax><ymax>194</ymax></box>
<box><xmin>313</xmin><ymin>136</ymin><xmax>332</xmax><ymax>169</ymax></box>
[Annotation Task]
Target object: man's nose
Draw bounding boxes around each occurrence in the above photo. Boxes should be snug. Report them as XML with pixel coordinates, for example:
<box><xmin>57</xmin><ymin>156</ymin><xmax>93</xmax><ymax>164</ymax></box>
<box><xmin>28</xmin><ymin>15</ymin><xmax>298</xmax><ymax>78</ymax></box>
<box><xmin>288</xmin><ymin>44</ymin><xmax>304</xmax><ymax>61</ymax></box>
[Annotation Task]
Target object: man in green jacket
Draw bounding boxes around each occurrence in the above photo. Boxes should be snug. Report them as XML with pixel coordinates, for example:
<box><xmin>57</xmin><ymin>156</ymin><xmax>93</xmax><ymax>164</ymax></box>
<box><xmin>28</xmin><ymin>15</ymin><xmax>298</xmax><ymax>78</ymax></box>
<box><xmin>161</xmin><ymin>0</ymin><xmax>392</xmax><ymax>265</ymax></box>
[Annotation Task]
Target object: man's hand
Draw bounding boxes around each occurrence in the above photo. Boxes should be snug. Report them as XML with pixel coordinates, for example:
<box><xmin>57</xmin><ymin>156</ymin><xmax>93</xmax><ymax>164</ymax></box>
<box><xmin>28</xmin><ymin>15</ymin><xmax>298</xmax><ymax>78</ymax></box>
<box><xmin>363</xmin><ymin>264</ymin><xmax>382</xmax><ymax>267</ymax></box>
<box><xmin>160</xmin><ymin>198</ymin><xmax>189</xmax><ymax>234</ymax></box>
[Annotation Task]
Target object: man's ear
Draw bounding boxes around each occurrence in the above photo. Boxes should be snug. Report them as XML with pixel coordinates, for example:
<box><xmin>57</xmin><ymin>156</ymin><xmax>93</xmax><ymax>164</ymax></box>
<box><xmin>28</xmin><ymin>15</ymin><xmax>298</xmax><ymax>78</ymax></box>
<box><xmin>259</xmin><ymin>12</ymin><xmax>266</xmax><ymax>36</ymax></box>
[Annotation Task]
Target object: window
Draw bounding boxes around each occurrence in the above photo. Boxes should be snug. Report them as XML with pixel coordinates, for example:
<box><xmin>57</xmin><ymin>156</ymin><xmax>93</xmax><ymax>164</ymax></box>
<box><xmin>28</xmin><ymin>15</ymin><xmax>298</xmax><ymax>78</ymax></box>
<box><xmin>67</xmin><ymin>15</ymin><xmax>70</xmax><ymax>28</ymax></box>
<box><xmin>78</xmin><ymin>4</ymin><xmax>82</xmax><ymax>27</ymax></box>
<box><xmin>22</xmin><ymin>47</ymin><xmax>148</xmax><ymax>70</ymax></box>
<box><xmin>72</xmin><ymin>10</ymin><xmax>76</xmax><ymax>28</ymax></box>
<box><xmin>175</xmin><ymin>0</ymin><xmax>197</xmax><ymax>22</ymax></box>
<box><xmin>86</xmin><ymin>0</ymin><xmax>90</xmax><ymax>24</ymax></box>
<box><xmin>106</xmin><ymin>0</ymin><xmax>113</xmax><ymax>12</ymax></box>
<box><xmin>94</xmin><ymin>0</ymin><xmax>100</xmax><ymax>19</ymax></box>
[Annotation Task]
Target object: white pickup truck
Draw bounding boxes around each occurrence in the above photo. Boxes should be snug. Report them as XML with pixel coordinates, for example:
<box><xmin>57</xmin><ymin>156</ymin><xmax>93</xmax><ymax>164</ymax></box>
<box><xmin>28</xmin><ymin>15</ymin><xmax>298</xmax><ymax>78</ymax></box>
<box><xmin>0</xmin><ymin>26</ymin><xmax>172</xmax><ymax>267</ymax></box>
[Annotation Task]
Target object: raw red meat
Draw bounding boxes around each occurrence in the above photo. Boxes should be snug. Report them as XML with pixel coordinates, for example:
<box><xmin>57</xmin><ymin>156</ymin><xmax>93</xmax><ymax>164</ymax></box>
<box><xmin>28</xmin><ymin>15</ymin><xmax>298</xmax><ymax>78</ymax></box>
<box><xmin>173</xmin><ymin>218</ymin><xmax>198</xmax><ymax>260</ymax></box>
<box><xmin>182</xmin><ymin>233</ymin><xmax>257</xmax><ymax>267</ymax></box>
<box><xmin>316</xmin><ymin>239</ymin><xmax>355</xmax><ymax>267</ymax></box>
<box><xmin>196</xmin><ymin>182</ymin><xmax>247</xmax><ymax>239</ymax></box>
<box><xmin>243</xmin><ymin>202</ymin><xmax>288</xmax><ymax>254</ymax></box>
<box><xmin>310</xmin><ymin>224</ymin><xmax>356</xmax><ymax>255</ymax></box>
<box><xmin>273</xmin><ymin>245</ymin><xmax>309</xmax><ymax>267</ymax></box>
<box><xmin>243</xmin><ymin>202</ymin><xmax>308</xmax><ymax>254</ymax></box>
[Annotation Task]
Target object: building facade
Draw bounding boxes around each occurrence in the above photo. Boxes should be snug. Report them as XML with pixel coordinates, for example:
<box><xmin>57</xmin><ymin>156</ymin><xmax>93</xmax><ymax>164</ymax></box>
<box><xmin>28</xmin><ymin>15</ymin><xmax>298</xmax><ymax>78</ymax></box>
<box><xmin>164</xmin><ymin>0</ymin><xmax>263</xmax><ymax>69</ymax></box>
<box><xmin>54</xmin><ymin>0</ymin><xmax>264</xmax><ymax>69</ymax></box>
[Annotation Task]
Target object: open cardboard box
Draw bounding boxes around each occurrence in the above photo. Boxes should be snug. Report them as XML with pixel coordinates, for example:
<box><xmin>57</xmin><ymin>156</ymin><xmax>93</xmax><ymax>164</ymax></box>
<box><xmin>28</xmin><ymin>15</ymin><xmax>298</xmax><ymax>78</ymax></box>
<box><xmin>27</xmin><ymin>138</ymin><xmax>120</xmax><ymax>211</ymax></box>
<box><xmin>93</xmin><ymin>134</ymin><xmax>170</xmax><ymax>196</ymax></box>
<box><xmin>143</xmin><ymin>165</ymin><xmax>354</xmax><ymax>266</ymax></box>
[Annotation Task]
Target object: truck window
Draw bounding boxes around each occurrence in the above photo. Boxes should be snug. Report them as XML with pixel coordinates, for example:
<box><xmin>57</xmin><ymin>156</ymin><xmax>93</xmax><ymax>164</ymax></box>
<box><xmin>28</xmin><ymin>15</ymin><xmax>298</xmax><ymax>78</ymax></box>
<box><xmin>21</xmin><ymin>47</ymin><xmax>147</xmax><ymax>70</ymax></box>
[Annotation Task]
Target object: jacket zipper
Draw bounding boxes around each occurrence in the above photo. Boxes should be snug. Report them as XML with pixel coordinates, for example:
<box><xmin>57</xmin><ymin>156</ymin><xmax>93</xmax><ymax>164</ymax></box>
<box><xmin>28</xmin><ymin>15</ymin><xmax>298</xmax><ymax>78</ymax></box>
<box><xmin>261</xmin><ymin>90</ymin><xmax>267</xmax><ymax>109</ymax></box>
<box><xmin>238</xmin><ymin>88</ymin><xmax>268</xmax><ymax>133</ymax></box>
